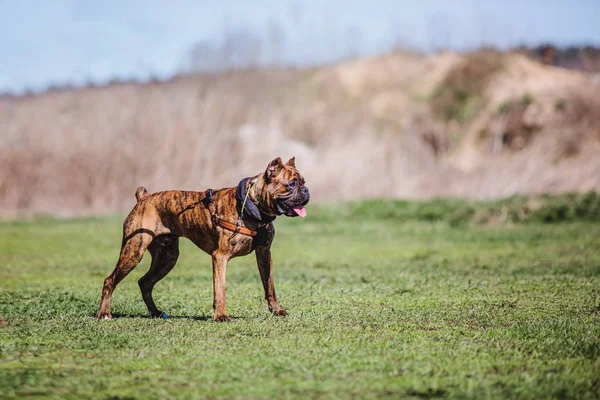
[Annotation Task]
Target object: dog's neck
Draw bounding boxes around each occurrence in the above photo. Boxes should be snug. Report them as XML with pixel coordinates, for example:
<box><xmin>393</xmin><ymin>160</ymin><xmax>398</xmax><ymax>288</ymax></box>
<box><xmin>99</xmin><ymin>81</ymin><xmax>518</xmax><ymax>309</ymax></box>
<box><xmin>247</xmin><ymin>175</ymin><xmax>277</xmax><ymax>217</ymax></box>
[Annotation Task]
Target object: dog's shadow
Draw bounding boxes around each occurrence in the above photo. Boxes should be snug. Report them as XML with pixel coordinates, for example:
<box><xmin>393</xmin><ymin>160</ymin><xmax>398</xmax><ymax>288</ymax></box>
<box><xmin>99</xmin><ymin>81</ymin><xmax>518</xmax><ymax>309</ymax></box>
<box><xmin>92</xmin><ymin>313</ymin><xmax>243</xmax><ymax>321</ymax></box>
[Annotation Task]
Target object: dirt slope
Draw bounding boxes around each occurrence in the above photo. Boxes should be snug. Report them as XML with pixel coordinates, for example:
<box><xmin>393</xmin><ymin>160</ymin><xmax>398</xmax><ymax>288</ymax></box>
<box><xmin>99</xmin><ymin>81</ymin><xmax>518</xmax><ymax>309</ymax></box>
<box><xmin>1</xmin><ymin>50</ymin><xmax>599</xmax><ymax>216</ymax></box>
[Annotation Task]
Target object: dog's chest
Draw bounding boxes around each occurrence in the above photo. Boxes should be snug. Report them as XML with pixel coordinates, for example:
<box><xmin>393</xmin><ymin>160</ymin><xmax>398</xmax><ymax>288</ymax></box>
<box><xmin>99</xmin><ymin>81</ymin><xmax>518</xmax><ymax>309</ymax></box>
<box><xmin>227</xmin><ymin>235</ymin><xmax>255</xmax><ymax>258</ymax></box>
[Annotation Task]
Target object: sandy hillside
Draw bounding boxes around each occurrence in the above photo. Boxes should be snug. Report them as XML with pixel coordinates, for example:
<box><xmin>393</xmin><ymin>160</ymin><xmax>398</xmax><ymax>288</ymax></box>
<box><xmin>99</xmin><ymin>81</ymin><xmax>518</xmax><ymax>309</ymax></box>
<box><xmin>1</xmin><ymin>50</ymin><xmax>599</xmax><ymax>216</ymax></box>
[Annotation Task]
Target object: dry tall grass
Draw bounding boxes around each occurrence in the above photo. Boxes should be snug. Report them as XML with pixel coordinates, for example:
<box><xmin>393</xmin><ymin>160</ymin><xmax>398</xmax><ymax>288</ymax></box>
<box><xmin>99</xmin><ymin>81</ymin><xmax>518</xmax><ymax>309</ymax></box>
<box><xmin>1</xmin><ymin>51</ymin><xmax>599</xmax><ymax>216</ymax></box>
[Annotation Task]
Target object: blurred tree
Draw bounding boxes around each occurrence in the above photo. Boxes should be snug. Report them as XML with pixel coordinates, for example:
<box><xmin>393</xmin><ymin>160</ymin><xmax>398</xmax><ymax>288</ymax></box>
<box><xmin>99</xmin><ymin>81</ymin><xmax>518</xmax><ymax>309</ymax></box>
<box><xmin>186</xmin><ymin>27</ymin><xmax>264</xmax><ymax>72</ymax></box>
<box><xmin>267</xmin><ymin>19</ymin><xmax>286</xmax><ymax>67</ymax></box>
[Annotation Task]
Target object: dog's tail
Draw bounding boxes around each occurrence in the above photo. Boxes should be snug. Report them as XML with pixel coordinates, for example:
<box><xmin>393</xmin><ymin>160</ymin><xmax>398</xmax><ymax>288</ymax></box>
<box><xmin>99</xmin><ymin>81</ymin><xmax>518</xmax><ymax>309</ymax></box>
<box><xmin>135</xmin><ymin>186</ymin><xmax>149</xmax><ymax>202</ymax></box>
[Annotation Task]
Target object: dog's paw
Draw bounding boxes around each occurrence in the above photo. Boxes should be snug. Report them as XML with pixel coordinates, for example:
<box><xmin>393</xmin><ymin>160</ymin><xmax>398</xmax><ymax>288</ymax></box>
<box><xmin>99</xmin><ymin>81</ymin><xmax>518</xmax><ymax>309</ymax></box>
<box><xmin>150</xmin><ymin>311</ymin><xmax>169</xmax><ymax>319</ymax></box>
<box><xmin>213</xmin><ymin>314</ymin><xmax>232</xmax><ymax>323</ymax></box>
<box><xmin>272</xmin><ymin>309</ymin><xmax>288</xmax><ymax>317</ymax></box>
<box><xmin>97</xmin><ymin>312</ymin><xmax>113</xmax><ymax>320</ymax></box>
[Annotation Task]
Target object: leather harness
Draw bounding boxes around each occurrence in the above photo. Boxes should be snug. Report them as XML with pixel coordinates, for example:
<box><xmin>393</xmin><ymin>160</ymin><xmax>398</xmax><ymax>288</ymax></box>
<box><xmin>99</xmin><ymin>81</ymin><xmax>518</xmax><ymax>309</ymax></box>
<box><xmin>202</xmin><ymin>187</ymin><xmax>271</xmax><ymax>240</ymax></box>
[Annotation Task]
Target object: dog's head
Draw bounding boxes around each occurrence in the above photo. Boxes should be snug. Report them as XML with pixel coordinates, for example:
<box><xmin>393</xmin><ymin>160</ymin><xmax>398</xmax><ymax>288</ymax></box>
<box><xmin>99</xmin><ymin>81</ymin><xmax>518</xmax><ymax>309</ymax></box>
<box><xmin>262</xmin><ymin>157</ymin><xmax>310</xmax><ymax>218</ymax></box>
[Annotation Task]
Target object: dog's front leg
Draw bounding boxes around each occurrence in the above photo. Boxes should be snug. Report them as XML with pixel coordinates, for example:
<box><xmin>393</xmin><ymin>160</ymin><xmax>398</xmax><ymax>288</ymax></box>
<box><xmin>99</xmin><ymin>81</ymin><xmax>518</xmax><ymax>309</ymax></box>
<box><xmin>212</xmin><ymin>252</ymin><xmax>231</xmax><ymax>322</ymax></box>
<box><xmin>255</xmin><ymin>246</ymin><xmax>287</xmax><ymax>316</ymax></box>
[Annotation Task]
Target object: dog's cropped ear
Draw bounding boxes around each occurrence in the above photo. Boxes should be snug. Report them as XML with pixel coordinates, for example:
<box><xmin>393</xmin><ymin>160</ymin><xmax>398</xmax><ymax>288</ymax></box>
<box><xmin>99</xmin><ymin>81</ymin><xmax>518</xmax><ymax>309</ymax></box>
<box><xmin>266</xmin><ymin>157</ymin><xmax>284</xmax><ymax>181</ymax></box>
<box><xmin>285</xmin><ymin>157</ymin><xmax>296</xmax><ymax>168</ymax></box>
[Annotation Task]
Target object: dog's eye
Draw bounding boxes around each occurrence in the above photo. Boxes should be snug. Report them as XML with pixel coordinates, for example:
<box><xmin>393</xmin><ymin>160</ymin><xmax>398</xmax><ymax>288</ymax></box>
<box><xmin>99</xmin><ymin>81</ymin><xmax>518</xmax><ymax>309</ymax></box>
<box><xmin>288</xmin><ymin>180</ymin><xmax>297</xmax><ymax>190</ymax></box>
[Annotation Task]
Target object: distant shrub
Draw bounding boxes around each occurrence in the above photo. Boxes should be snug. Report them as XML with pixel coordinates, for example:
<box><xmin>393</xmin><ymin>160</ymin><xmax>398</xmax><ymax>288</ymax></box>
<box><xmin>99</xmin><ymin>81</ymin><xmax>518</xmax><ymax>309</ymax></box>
<box><xmin>521</xmin><ymin>93</ymin><xmax>535</xmax><ymax>106</ymax></box>
<box><xmin>529</xmin><ymin>191</ymin><xmax>600</xmax><ymax>223</ymax></box>
<box><xmin>494</xmin><ymin>95</ymin><xmax>540</xmax><ymax>151</ymax></box>
<box><xmin>529</xmin><ymin>202</ymin><xmax>571</xmax><ymax>223</ymax></box>
<box><xmin>431</xmin><ymin>51</ymin><xmax>504</xmax><ymax>123</ymax></box>
<box><xmin>331</xmin><ymin>192</ymin><xmax>600</xmax><ymax>226</ymax></box>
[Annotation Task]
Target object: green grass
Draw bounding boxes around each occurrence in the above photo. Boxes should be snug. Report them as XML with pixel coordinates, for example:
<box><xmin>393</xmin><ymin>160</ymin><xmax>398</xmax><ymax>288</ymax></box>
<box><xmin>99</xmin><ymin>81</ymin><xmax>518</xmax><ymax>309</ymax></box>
<box><xmin>1</xmin><ymin>198</ymin><xmax>600</xmax><ymax>399</ymax></box>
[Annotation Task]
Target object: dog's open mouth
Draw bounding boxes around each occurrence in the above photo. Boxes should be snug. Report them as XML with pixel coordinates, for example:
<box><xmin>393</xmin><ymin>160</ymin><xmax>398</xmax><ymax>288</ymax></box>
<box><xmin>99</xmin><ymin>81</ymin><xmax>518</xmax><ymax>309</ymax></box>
<box><xmin>289</xmin><ymin>206</ymin><xmax>306</xmax><ymax>218</ymax></box>
<box><xmin>278</xmin><ymin>202</ymin><xmax>308</xmax><ymax>218</ymax></box>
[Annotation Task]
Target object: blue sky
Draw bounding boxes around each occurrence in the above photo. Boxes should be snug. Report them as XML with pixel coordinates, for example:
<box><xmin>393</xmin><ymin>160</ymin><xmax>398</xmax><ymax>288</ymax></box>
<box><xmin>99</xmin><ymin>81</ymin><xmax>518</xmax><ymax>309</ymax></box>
<box><xmin>0</xmin><ymin>0</ymin><xmax>599</xmax><ymax>93</ymax></box>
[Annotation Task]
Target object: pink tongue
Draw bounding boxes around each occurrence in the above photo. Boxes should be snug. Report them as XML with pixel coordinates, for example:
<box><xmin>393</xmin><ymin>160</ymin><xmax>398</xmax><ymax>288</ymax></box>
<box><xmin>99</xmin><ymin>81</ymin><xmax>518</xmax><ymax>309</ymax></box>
<box><xmin>292</xmin><ymin>207</ymin><xmax>307</xmax><ymax>218</ymax></box>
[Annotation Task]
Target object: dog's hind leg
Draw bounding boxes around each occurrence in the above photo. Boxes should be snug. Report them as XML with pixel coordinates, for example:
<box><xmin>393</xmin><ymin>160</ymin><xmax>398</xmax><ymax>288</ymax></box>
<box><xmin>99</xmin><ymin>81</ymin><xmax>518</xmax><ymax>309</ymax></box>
<box><xmin>138</xmin><ymin>235</ymin><xmax>180</xmax><ymax>318</ymax></box>
<box><xmin>97</xmin><ymin>231</ymin><xmax>153</xmax><ymax>320</ymax></box>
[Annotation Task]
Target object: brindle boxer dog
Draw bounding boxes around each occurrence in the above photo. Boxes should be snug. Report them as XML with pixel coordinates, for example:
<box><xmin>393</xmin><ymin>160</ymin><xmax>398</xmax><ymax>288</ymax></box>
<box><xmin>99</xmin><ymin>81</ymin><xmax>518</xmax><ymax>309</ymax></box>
<box><xmin>97</xmin><ymin>157</ymin><xmax>309</xmax><ymax>322</ymax></box>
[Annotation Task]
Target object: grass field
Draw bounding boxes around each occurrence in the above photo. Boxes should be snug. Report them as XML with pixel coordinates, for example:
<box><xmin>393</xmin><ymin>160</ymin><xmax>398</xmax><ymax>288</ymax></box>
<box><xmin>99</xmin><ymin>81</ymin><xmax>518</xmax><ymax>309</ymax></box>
<box><xmin>1</xmin><ymin>198</ymin><xmax>600</xmax><ymax>399</ymax></box>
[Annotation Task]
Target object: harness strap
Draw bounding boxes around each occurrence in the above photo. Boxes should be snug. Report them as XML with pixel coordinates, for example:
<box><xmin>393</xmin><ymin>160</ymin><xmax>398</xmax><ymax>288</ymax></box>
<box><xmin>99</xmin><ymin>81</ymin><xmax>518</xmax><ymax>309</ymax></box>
<box><xmin>203</xmin><ymin>188</ymin><xmax>267</xmax><ymax>238</ymax></box>
<box><xmin>215</xmin><ymin>218</ymin><xmax>270</xmax><ymax>237</ymax></box>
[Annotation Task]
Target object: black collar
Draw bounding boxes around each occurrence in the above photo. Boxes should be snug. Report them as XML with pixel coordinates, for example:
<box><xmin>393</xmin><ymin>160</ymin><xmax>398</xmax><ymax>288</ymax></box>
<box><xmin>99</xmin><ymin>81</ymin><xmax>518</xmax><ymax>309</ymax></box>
<box><xmin>236</xmin><ymin>177</ymin><xmax>276</xmax><ymax>224</ymax></box>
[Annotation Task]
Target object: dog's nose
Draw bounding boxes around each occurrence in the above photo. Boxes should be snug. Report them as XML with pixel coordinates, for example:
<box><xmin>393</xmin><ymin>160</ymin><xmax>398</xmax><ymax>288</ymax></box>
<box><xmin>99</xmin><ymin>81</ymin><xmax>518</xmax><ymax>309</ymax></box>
<box><xmin>300</xmin><ymin>186</ymin><xmax>310</xmax><ymax>202</ymax></box>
